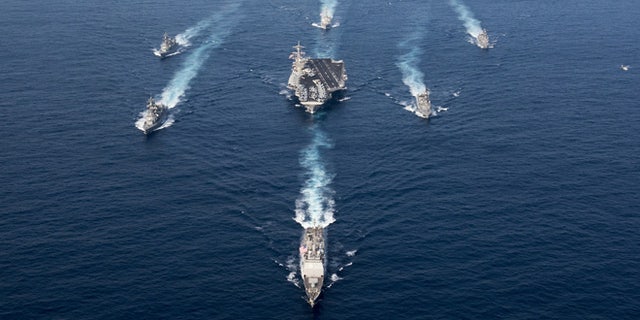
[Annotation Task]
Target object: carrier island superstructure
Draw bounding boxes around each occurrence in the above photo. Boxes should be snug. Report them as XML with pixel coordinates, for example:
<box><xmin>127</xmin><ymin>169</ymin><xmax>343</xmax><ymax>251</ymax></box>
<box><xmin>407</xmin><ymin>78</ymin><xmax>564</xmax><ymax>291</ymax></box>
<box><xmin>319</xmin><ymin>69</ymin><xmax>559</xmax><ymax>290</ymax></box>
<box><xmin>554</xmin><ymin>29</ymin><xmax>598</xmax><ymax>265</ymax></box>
<box><xmin>299</xmin><ymin>227</ymin><xmax>326</xmax><ymax>307</ymax></box>
<box><xmin>288</xmin><ymin>42</ymin><xmax>347</xmax><ymax>113</ymax></box>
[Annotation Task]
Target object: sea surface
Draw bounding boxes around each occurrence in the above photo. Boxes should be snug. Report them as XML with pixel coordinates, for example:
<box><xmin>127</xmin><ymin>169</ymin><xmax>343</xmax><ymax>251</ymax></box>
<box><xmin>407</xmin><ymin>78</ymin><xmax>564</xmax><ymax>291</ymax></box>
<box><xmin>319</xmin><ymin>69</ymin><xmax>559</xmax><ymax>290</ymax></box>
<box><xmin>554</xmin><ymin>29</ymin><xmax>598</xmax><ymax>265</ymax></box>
<box><xmin>2</xmin><ymin>0</ymin><xmax>640</xmax><ymax>319</ymax></box>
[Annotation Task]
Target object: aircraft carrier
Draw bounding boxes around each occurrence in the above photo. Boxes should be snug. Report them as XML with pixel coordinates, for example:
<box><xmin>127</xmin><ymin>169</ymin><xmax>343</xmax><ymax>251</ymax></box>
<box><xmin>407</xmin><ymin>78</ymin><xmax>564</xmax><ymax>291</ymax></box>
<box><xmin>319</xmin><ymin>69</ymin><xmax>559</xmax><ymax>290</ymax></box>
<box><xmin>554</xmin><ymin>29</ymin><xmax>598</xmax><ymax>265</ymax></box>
<box><xmin>299</xmin><ymin>227</ymin><xmax>325</xmax><ymax>307</ymax></box>
<box><xmin>288</xmin><ymin>42</ymin><xmax>347</xmax><ymax>113</ymax></box>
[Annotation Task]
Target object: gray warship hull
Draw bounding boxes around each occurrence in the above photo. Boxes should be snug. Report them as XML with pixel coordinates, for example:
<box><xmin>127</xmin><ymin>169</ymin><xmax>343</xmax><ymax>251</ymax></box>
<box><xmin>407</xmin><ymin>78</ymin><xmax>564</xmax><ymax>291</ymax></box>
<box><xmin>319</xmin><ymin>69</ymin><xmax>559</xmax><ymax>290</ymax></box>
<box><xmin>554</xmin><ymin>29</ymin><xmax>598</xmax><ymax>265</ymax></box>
<box><xmin>319</xmin><ymin>12</ymin><xmax>332</xmax><ymax>30</ymax></box>
<box><xmin>476</xmin><ymin>29</ymin><xmax>490</xmax><ymax>49</ymax></box>
<box><xmin>415</xmin><ymin>90</ymin><xmax>432</xmax><ymax>119</ymax></box>
<box><xmin>299</xmin><ymin>227</ymin><xmax>326</xmax><ymax>307</ymax></box>
<box><xmin>154</xmin><ymin>33</ymin><xmax>179</xmax><ymax>58</ymax></box>
<box><xmin>154</xmin><ymin>49</ymin><xmax>178</xmax><ymax>59</ymax></box>
<box><xmin>140</xmin><ymin>97</ymin><xmax>169</xmax><ymax>135</ymax></box>
<box><xmin>142</xmin><ymin>111</ymin><xmax>168</xmax><ymax>134</ymax></box>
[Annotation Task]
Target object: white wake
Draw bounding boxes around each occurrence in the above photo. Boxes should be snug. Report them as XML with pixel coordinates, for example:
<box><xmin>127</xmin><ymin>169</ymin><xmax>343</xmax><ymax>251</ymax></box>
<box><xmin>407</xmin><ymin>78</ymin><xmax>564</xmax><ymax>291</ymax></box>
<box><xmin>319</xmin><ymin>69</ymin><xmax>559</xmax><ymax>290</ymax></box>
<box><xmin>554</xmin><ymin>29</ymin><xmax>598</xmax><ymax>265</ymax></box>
<box><xmin>285</xmin><ymin>256</ymin><xmax>300</xmax><ymax>288</ymax></box>
<box><xmin>294</xmin><ymin>124</ymin><xmax>335</xmax><ymax>229</ymax></box>
<box><xmin>136</xmin><ymin>3</ymin><xmax>241</xmax><ymax>131</ymax></box>
<box><xmin>449</xmin><ymin>0</ymin><xmax>482</xmax><ymax>37</ymax></box>
<box><xmin>174</xmin><ymin>13</ymin><xmax>222</xmax><ymax>47</ymax></box>
<box><xmin>312</xmin><ymin>0</ymin><xmax>342</xmax><ymax>58</ymax></box>
<box><xmin>319</xmin><ymin>0</ymin><xmax>337</xmax><ymax>25</ymax></box>
<box><xmin>397</xmin><ymin>44</ymin><xmax>426</xmax><ymax>97</ymax></box>
<box><xmin>397</xmin><ymin>30</ymin><xmax>436</xmax><ymax>118</ymax></box>
<box><xmin>449</xmin><ymin>0</ymin><xmax>491</xmax><ymax>48</ymax></box>
<box><xmin>153</xmin><ymin>11</ymin><xmax>223</xmax><ymax>57</ymax></box>
<box><xmin>158</xmin><ymin>3</ymin><xmax>240</xmax><ymax>110</ymax></box>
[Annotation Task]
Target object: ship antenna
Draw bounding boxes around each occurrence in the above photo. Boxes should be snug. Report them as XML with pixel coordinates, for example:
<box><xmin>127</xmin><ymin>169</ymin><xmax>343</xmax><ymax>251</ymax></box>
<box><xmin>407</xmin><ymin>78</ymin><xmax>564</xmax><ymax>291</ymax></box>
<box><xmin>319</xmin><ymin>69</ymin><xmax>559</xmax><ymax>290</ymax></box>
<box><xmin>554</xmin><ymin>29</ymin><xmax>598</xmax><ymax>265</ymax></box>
<box><xmin>293</xmin><ymin>41</ymin><xmax>305</xmax><ymax>58</ymax></box>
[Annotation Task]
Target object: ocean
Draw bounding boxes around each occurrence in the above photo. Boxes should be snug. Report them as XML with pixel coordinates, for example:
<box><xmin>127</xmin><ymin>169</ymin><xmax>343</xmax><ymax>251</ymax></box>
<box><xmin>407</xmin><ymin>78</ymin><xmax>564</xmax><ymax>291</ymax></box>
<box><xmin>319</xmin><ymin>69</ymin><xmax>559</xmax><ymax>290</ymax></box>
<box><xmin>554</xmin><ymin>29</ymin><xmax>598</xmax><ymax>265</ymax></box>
<box><xmin>2</xmin><ymin>0</ymin><xmax>639</xmax><ymax>318</ymax></box>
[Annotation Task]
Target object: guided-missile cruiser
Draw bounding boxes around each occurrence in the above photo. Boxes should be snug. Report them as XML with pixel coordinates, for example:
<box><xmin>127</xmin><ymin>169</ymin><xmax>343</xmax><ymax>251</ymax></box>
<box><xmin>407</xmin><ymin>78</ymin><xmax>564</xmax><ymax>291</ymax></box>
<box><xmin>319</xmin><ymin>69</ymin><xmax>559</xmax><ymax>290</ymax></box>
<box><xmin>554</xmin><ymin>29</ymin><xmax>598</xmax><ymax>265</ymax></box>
<box><xmin>476</xmin><ymin>29</ymin><xmax>490</xmax><ymax>49</ymax></box>
<box><xmin>299</xmin><ymin>227</ymin><xmax>326</xmax><ymax>307</ymax></box>
<box><xmin>154</xmin><ymin>32</ymin><xmax>178</xmax><ymax>58</ymax></box>
<box><xmin>415</xmin><ymin>90</ymin><xmax>432</xmax><ymax>119</ymax></box>
<box><xmin>288</xmin><ymin>42</ymin><xmax>347</xmax><ymax>113</ymax></box>
<box><xmin>312</xmin><ymin>8</ymin><xmax>333</xmax><ymax>30</ymax></box>
<box><xmin>140</xmin><ymin>97</ymin><xmax>168</xmax><ymax>134</ymax></box>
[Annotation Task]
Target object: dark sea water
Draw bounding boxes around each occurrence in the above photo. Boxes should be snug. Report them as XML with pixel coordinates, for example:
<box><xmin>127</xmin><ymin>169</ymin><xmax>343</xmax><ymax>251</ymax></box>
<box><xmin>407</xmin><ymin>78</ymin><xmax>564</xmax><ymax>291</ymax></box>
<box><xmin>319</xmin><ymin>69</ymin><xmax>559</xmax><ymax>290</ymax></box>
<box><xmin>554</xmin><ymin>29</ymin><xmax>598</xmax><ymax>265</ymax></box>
<box><xmin>2</xmin><ymin>0</ymin><xmax>640</xmax><ymax>319</ymax></box>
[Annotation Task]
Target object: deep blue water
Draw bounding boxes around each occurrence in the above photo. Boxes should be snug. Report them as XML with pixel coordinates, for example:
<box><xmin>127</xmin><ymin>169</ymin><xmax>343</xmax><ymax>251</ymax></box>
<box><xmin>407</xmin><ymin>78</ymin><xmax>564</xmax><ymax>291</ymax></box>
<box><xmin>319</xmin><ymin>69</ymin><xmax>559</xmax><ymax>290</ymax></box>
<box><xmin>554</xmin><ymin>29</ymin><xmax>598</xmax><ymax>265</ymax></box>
<box><xmin>2</xmin><ymin>0</ymin><xmax>640</xmax><ymax>319</ymax></box>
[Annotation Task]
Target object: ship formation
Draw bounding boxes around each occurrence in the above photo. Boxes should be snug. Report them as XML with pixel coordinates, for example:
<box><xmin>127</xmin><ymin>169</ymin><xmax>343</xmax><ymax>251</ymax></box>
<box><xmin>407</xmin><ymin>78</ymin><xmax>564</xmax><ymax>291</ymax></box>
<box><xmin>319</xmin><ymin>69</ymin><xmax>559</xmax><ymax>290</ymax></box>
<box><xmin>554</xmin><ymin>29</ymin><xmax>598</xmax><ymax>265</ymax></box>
<box><xmin>140</xmin><ymin>8</ymin><xmax>435</xmax><ymax>306</ymax></box>
<box><xmin>476</xmin><ymin>29</ymin><xmax>490</xmax><ymax>49</ymax></box>
<box><xmin>288</xmin><ymin>42</ymin><xmax>348</xmax><ymax>113</ymax></box>
<box><xmin>154</xmin><ymin>32</ymin><xmax>179</xmax><ymax>58</ymax></box>
<box><xmin>299</xmin><ymin>227</ymin><xmax>326</xmax><ymax>307</ymax></box>
<box><xmin>140</xmin><ymin>97</ymin><xmax>168</xmax><ymax>134</ymax></box>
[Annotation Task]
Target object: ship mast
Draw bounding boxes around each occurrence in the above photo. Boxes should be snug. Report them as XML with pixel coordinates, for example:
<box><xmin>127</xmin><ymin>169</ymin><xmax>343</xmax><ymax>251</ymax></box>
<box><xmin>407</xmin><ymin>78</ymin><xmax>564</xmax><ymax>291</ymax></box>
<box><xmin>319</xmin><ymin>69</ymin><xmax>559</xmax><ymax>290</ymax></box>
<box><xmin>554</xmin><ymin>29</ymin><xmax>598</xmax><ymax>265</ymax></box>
<box><xmin>291</xmin><ymin>41</ymin><xmax>307</xmax><ymax>72</ymax></box>
<box><xmin>293</xmin><ymin>41</ymin><xmax>305</xmax><ymax>58</ymax></box>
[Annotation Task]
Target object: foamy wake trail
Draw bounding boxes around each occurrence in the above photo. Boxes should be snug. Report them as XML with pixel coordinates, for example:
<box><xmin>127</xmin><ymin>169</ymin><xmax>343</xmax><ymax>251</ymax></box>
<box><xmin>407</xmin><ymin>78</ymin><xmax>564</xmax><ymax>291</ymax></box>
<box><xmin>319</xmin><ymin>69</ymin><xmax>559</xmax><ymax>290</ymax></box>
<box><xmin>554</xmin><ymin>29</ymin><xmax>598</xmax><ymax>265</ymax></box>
<box><xmin>313</xmin><ymin>41</ymin><xmax>336</xmax><ymax>59</ymax></box>
<box><xmin>449</xmin><ymin>0</ymin><xmax>483</xmax><ymax>37</ymax></box>
<box><xmin>397</xmin><ymin>44</ymin><xmax>426</xmax><ymax>97</ymax></box>
<box><xmin>320</xmin><ymin>0</ymin><xmax>338</xmax><ymax>23</ymax></box>
<box><xmin>174</xmin><ymin>13</ymin><xmax>220</xmax><ymax>46</ymax></box>
<box><xmin>294</xmin><ymin>125</ymin><xmax>335</xmax><ymax>229</ymax></box>
<box><xmin>134</xmin><ymin>111</ymin><xmax>147</xmax><ymax>131</ymax></box>
<box><xmin>397</xmin><ymin>30</ymin><xmax>432</xmax><ymax>110</ymax></box>
<box><xmin>285</xmin><ymin>256</ymin><xmax>300</xmax><ymax>288</ymax></box>
<box><xmin>158</xmin><ymin>3</ymin><xmax>240</xmax><ymax>110</ymax></box>
<box><xmin>312</xmin><ymin>0</ymin><xmax>340</xmax><ymax>58</ymax></box>
<box><xmin>314</xmin><ymin>46</ymin><xmax>334</xmax><ymax>59</ymax></box>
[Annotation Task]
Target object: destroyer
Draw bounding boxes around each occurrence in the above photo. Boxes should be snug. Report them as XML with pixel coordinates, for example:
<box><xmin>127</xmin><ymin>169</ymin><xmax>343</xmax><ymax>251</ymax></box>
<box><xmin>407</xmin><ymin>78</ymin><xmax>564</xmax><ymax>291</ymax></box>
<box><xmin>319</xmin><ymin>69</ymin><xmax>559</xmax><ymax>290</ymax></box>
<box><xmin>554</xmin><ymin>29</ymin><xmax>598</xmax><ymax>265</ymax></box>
<box><xmin>476</xmin><ymin>29</ymin><xmax>490</xmax><ymax>49</ymax></box>
<box><xmin>154</xmin><ymin>33</ymin><xmax>178</xmax><ymax>58</ymax></box>
<box><xmin>141</xmin><ymin>97</ymin><xmax>168</xmax><ymax>134</ymax></box>
<box><xmin>415</xmin><ymin>90</ymin><xmax>432</xmax><ymax>119</ymax></box>
<box><xmin>319</xmin><ymin>10</ymin><xmax>332</xmax><ymax>30</ymax></box>
<box><xmin>299</xmin><ymin>227</ymin><xmax>325</xmax><ymax>307</ymax></box>
<box><xmin>288</xmin><ymin>42</ymin><xmax>347</xmax><ymax>113</ymax></box>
